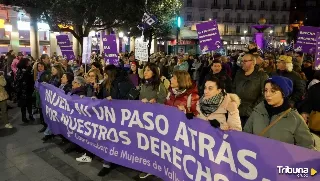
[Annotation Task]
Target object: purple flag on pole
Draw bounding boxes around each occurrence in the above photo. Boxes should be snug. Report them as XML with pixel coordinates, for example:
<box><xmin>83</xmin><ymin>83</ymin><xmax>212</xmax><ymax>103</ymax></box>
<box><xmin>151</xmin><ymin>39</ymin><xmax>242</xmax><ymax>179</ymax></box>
<box><xmin>56</xmin><ymin>35</ymin><xmax>75</xmax><ymax>60</ymax></box>
<box><xmin>39</xmin><ymin>83</ymin><xmax>320</xmax><ymax>181</ymax></box>
<box><xmin>102</xmin><ymin>34</ymin><xmax>118</xmax><ymax>65</ymax></box>
<box><xmin>294</xmin><ymin>26</ymin><xmax>320</xmax><ymax>53</ymax></box>
<box><xmin>315</xmin><ymin>33</ymin><xmax>320</xmax><ymax>70</ymax></box>
<box><xmin>196</xmin><ymin>20</ymin><xmax>222</xmax><ymax>53</ymax></box>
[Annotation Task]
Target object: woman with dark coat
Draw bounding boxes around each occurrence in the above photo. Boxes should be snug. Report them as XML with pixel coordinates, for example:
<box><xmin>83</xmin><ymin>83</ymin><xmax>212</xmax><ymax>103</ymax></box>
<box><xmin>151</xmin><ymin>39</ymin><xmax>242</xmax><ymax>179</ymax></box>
<box><xmin>14</xmin><ymin>58</ymin><xmax>35</xmax><ymax>123</ymax></box>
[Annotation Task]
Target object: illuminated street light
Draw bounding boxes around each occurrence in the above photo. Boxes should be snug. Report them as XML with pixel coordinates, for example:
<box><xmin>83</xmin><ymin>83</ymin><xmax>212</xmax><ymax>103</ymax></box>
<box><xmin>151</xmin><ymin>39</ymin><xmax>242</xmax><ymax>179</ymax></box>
<box><xmin>270</xmin><ymin>30</ymin><xmax>273</xmax><ymax>34</ymax></box>
<box><xmin>119</xmin><ymin>31</ymin><xmax>124</xmax><ymax>38</ymax></box>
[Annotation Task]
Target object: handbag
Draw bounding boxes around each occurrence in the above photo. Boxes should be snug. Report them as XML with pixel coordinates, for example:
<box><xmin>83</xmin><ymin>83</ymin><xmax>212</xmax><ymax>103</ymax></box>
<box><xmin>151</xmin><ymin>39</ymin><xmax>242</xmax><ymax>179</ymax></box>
<box><xmin>258</xmin><ymin>108</ymin><xmax>292</xmax><ymax>136</ymax></box>
<box><xmin>309</xmin><ymin>111</ymin><xmax>320</xmax><ymax>132</ymax></box>
<box><xmin>127</xmin><ymin>87</ymin><xmax>140</xmax><ymax>100</ymax></box>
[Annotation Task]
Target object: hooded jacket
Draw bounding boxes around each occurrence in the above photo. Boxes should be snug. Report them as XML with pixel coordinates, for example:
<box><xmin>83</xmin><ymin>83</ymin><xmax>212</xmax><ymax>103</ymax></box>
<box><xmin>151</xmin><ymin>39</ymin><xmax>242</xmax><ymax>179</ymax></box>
<box><xmin>197</xmin><ymin>93</ymin><xmax>242</xmax><ymax>131</ymax></box>
<box><xmin>165</xmin><ymin>84</ymin><xmax>199</xmax><ymax>116</ymax></box>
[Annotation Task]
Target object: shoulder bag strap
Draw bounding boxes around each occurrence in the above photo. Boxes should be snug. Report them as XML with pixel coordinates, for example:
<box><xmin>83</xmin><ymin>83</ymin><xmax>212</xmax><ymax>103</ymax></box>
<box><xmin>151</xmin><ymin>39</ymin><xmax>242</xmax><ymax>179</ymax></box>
<box><xmin>258</xmin><ymin>108</ymin><xmax>292</xmax><ymax>136</ymax></box>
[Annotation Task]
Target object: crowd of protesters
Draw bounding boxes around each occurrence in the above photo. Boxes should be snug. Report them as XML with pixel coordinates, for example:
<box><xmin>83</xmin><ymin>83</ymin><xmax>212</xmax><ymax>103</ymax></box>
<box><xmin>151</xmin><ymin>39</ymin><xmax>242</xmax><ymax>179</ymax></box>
<box><xmin>0</xmin><ymin>42</ymin><xmax>319</xmax><ymax>179</ymax></box>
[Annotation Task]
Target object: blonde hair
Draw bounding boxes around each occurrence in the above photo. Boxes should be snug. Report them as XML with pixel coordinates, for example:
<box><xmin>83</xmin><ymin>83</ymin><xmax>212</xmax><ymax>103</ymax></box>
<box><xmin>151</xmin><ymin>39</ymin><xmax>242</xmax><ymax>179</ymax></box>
<box><xmin>286</xmin><ymin>63</ymin><xmax>293</xmax><ymax>72</ymax></box>
<box><xmin>173</xmin><ymin>70</ymin><xmax>193</xmax><ymax>90</ymax></box>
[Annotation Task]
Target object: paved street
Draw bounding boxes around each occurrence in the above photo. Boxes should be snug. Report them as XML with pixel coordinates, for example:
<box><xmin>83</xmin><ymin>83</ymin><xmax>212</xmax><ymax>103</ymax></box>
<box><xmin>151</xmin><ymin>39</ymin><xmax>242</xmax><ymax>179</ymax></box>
<box><xmin>0</xmin><ymin>103</ymin><xmax>161</xmax><ymax>181</ymax></box>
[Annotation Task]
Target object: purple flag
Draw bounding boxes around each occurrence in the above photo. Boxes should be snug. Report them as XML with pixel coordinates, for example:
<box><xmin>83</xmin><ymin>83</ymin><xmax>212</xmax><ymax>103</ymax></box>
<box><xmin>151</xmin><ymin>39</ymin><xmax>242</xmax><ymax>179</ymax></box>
<box><xmin>39</xmin><ymin>83</ymin><xmax>320</xmax><ymax>181</ymax></box>
<box><xmin>102</xmin><ymin>34</ymin><xmax>118</xmax><ymax>65</ymax></box>
<box><xmin>56</xmin><ymin>35</ymin><xmax>76</xmax><ymax>60</ymax></box>
<box><xmin>294</xmin><ymin>26</ymin><xmax>320</xmax><ymax>53</ymax></box>
<box><xmin>196</xmin><ymin>20</ymin><xmax>222</xmax><ymax>53</ymax></box>
<box><xmin>315</xmin><ymin>33</ymin><xmax>320</xmax><ymax>70</ymax></box>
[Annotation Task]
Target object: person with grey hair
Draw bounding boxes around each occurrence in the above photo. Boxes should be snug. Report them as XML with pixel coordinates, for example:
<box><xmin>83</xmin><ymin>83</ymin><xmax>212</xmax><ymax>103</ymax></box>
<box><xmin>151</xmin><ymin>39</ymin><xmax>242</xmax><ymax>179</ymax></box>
<box><xmin>233</xmin><ymin>54</ymin><xmax>269</xmax><ymax>127</ymax></box>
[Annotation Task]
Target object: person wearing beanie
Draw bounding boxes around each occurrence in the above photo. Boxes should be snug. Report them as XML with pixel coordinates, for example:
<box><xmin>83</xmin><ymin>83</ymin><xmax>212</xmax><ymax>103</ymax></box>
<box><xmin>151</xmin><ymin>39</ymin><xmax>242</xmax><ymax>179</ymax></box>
<box><xmin>302</xmin><ymin>56</ymin><xmax>315</xmax><ymax>83</ymax></box>
<box><xmin>271</xmin><ymin>55</ymin><xmax>305</xmax><ymax>108</ymax></box>
<box><xmin>244</xmin><ymin>76</ymin><xmax>314</xmax><ymax>149</ymax></box>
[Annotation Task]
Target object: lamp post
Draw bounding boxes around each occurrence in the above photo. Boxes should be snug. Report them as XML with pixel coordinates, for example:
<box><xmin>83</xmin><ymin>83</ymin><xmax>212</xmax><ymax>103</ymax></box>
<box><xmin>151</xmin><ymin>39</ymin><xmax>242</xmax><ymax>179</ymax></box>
<box><xmin>176</xmin><ymin>16</ymin><xmax>181</xmax><ymax>55</ymax></box>
<box><xmin>244</xmin><ymin>30</ymin><xmax>247</xmax><ymax>44</ymax></box>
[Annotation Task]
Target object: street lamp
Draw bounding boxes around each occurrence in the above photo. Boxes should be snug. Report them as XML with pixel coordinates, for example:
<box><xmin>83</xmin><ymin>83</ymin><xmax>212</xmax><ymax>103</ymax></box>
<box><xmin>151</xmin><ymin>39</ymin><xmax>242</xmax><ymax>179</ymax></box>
<box><xmin>119</xmin><ymin>31</ymin><xmax>124</xmax><ymax>38</ymax></box>
<box><xmin>270</xmin><ymin>30</ymin><xmax>273</xmax><ymax>34</ymax></box>
<box><xmin>244</xmin><ymin>30</ymin><xmax>247</xmax><ymax>44</ymax></box>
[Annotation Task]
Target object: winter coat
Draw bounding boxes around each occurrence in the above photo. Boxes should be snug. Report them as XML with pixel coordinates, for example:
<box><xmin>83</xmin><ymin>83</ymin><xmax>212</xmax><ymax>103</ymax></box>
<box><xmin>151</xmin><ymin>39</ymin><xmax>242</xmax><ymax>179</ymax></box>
<box><xmin>233</xmin><ymin>67</ymin><xmax>268</xmax><ymax>117</ymax></box>
<box><xmin>70</xmin><ymin>86</ymin><xmax>87</xmax><ymax>96</ymax></box>
<box><xmin>165</xmin><ymin>84</ymin><xmax>199</xmax><ymax>116</ymax></box>
<box><xmin>270</xmin><ymin>70</ymin><xmax>305</xmax><ymax>106</ymax></box>
<box><xmin>59</xmin><ymin>83</ymin><xmax>72</xmax><ymax>94</ymax></box>
<box><xmin>197</xmin><ymin>94</ymin><xmax>242</xmax><ymax>131</ymax></box>
<box><xmin>49</xmin><ymin>75</ymin><xmax>61</xmax><ymax>88</ymax></box>
<box><xmin>201</xmin><ymin>70</ymin><xmax>232</xmax><ymax>96</ymax></box>
<box><xmin>6</xmin><ymin>54</ymin><xmax>15</xmax><ymax>73</ymax></box>
<box><xmin>244</xmin><ymin>102</ymin><xmax>314</xmax><ymax>149</ymax></box>
<box><xmin>302</xmin><ymin>82</ymin><xmax>320</xmax><ymax>113</ymax></box>
<box><xmin>99</xmin><ymin>72</ymin><xmax>135</xmax><ymax>100</ymax></box>
<box><xmin>14</xmin><ymin>66</ymin><xmax>34</xmax><ymax>107</ymax></box>
<box><xmin>139</xmin><ymin>82</ymin><xmax>167</xmax><ymax>104</ymax></box>
<box><xmin>308</xmin><ymin>79</ymin><xmax>320</xmax><ymax>89</ymax></box>
<box><xmin>128</xmin><ymin>73</ymin><xmax>140</xmax><ymax>87</ymax></box>
<box><xmin>0</xmin><ymin>75</ymin><xmax>9</xmax><ymax>102</ymax></box>
<box><xmin>174</xmin><ymin>61</ymin><xmax>189</xmax><ymax>72</ymax></box>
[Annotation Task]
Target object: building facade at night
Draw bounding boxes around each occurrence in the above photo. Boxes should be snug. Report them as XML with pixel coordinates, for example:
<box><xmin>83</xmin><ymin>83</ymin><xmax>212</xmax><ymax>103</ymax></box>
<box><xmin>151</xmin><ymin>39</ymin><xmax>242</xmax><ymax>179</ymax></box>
<box><xmin>179</xmin><ymin>0</ymin><xmax>291</xmax><ymax>50</ymax></box>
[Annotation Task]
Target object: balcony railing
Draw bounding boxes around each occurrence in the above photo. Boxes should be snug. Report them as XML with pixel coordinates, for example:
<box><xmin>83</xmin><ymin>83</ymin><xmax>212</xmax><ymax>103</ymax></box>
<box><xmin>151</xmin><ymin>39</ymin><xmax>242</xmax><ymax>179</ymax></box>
<box><xmin>223</xmin><ymin>4</ymin><xmax>233</xmax><ymax>9</ymax></box>
<box><xmin>247</xmin><ymin>5</ymin><xmax>256</xmax><ymax>10</ymax></box>
<box><xmin>270</xmin><ymin>6</ymin><xmax>278</xmax><ymax>11</ymax></box>
<box><xmin>235</xmin><ymin>18</ymin><xmax>245</xmax><ymax>23</ymax></box>
<box><xmin>235</xmin><ymin>4</ymin><xmax>245</xmax><ymax>10</ymax></box>
<box><xmin>223</xmin><ymin>18</ymin><xmax>233</xmax><ymax>23</ymax></box>
<box><xmin>246</xmin><ymin>18</ymin><xmax>256</xmax><ymax>23</ymax></box>
<box><xmin>259</xmin><ymin>6</ymin><xmax>267</xmax><ymax>10</ymax></box>
<box><xmin>211</xmin><ymin>3</ymin><xmax>220</xmax><ymax>9</ymax></box>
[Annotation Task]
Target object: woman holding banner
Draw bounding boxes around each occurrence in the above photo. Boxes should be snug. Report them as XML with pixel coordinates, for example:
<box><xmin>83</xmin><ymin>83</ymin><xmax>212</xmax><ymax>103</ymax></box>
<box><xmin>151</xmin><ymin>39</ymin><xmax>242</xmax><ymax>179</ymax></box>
<box><xmin>165</xmin><ymin>70</ymin><xmax>199</xmax><ymax>118</ymax></box>
<box><xmin>196</xmin><ymin>75</ymin><xmax>242</xmax><ymax>131</ymax></box>
<box><xmin>244</xmin><ymin>76</ymin><xmax>314</xmax><ymax>149</ymax></box>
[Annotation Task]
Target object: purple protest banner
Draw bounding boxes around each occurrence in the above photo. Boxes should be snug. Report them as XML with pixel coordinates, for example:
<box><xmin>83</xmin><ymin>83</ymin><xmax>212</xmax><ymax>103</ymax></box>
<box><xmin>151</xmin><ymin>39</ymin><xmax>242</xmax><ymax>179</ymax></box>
<box><xmin>315</xmin><ymin>33</ymin><xmax>320</xmax><ymax>70</ymax></box>
<box><xmin>196</xmin><ymin>20</ymin><xmax>222</xmax><ymax>53</ymax></box>
<box><xmin>294</xmin><ymin>26</ymin><xmax>320</xmax><ymax>53</ymax></box>
<box><xmin>102</xmin><ymin>34</ymin><xmax>118</xmax><ymax>65</ymax></box>
<box><xmin>39</xmin><ymin>83</ymin><xmax>320</xmax><ymax>181</ymax></box>
<box><xmin>56</xmin><ymin>35</ymin><xmax>76</xmax><ymax>60</ymax></box>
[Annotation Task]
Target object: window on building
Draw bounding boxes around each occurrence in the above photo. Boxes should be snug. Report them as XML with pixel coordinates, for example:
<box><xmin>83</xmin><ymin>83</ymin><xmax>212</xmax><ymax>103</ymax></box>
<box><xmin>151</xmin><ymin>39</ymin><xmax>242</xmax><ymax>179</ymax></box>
<box><xmin>282</xmin><ymin>26</ymin><xmax>286</xmax><ymax>33</ymax></box>
<box><xmin>238</xmin><ymin>0</ymin><xmax>242</xmax><ymax>5</ymax></box>
<box><xmin>225</xmin><ymin>13</ymin><xmax>230</xmax><ymax>20</ymax></box>
<box><xmin>249</xmin><ymin>14</ymin><xmax>253</xmax><ymax>20</ymax></box>
<box><xmin>249</xmin><ymin>0</ymin><xmax>254</xmax><ymax>6</ymax></box>
<box><xmin>224</xmin><ymin>25</ymin><xmax>229</xmax><ymax>33</ymax></box>
<box><xmin>213</xmin><ymin>0</ymin><xmax>217</xmax><ymax>6</ymax></box>
<box><xmin>186</xmin><ymin>12</ymin><xmax>192</xmax><ymax>21</ymax></box>
<box><xmin>271</xmin><ymin>14</ymin><xmax>275</xmax><ymax>21</ymax></box>
<box><xmin>200</xmin><ymin>12</ymin><xmax>205</xmax><ymax>21</ymax></box>
<box><xmin>282</xmin><ymin>15</ymin><xmax>286</xmax><ymax>21</ymax></box>
<box><xmin>213</xmin><ymin>12</ymin><xmax>218</xmax><ymax>19</ymax></box>
<box><xmin>260</xmin><ymin>14</ymin><xmax>264</xmax><ymax>18</ymax></box>
<box><xmin>226</xmin><ymin>0</ymin><xmax>230</xmax><ymax>6</ymax></box>
<box><xmin>236</xmin><ymin>26</ymin><xmax>241</xmax><ymax>33</ymax></box>
<box><xmin>187</xmin><ymin>0</ymin><xmax>192</xmax><ymax>7</ymax></box>
<box><xmin>248</xmin><ymin>26</ymin><xmax>252</xmax><ymax>33</ymax></box>
<box><xmin>260</xmin><ymin>1</ymin><xmax>265</xmax><ymax>7</ymax></box>
<box><xmin>237</xmin><ymin>13</ymin><xmax>241</xmax><ymax>20</ymax></box>
<box><xmin>272</xmin><ymin>1</ymin><xmax>276</xmax><ymax>8</ymax></box>
<box><xmin>283</xmin><ymin>1</ymin><xmax>287</xmax><ymax>8</ymax></box>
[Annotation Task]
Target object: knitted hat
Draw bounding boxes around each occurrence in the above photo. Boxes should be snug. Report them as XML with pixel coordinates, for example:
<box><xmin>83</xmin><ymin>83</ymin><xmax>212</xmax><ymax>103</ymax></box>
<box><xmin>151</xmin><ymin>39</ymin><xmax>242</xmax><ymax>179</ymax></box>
<box><xmin>277</xmin><ymin>55</ymin><xmax>292</xmax><ymax>63</ymax></box>
<box><xmin>268</xmin><ymin>76</ymin><xmax>293</xmax><ymax>97</ymax></box>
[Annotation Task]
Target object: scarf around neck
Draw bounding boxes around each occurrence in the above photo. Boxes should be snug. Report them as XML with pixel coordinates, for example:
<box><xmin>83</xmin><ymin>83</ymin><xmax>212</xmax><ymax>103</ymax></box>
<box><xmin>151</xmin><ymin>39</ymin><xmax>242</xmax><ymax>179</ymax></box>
<box><xmin>199</xmin><ymin>92</ymin><xmax>225</xmax><ymax>116</ymax></box>
<box><xmin>172</xmin><ymin>88</ymin><xmax>186</xmax><ymax>96</ymax></box>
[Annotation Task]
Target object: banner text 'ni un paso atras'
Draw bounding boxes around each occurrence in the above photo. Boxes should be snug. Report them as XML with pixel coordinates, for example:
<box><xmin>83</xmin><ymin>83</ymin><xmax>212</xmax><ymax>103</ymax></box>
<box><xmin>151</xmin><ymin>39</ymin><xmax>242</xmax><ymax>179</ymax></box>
<box><xmin>39</xmin><ymin>83</ymin><xmax>320</xmax><ymax>181</ymax></box>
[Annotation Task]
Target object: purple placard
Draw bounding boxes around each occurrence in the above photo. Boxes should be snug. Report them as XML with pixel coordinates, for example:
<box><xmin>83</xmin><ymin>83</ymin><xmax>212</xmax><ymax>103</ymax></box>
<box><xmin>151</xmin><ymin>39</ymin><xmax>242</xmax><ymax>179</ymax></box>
<box><xmin>315</xmin><ymin>33</ymin><xmax>320</xmax><ymax>70</ymax></box>
<box><xmin>294</xmin><ymin>26</ymin><xmax>320</xmax><ymax>53</ymax></box>
<box><xmin>102</xmin><ymin>34</ymin><xmax>118</xmax><ymax>65</ymax></box>
<box><xmin>56</xmin><ymin>35</ymin><xmax>75</xmax><ymax>60</ymax></box>
<box><xmin>40</xmin><ymin>83</ymin><xmax>320</xmax><ymax>181</ymax></box>
<box><xmin>196</xmin><ymin>20</ymin><xmax>222</xmax><ymax>53</ymax></box>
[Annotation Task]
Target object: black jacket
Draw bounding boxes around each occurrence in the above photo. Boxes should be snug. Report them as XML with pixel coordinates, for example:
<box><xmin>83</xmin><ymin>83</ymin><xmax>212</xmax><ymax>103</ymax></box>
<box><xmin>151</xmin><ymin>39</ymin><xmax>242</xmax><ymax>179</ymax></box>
<box><xmin>99</xmin><ymin>69</ymin><xmax>134</xmax><ymax>100</ymax></box>
<box><xmin>70</xmin><ymin>86</ymin><xmax>86</xmax><ymax>96</ymax></box>
<box><xmin>302</xmin><ymin>82</ymin><xmax>320</xmax><ymax>113</ymax></box>
<box><xmin>270</xmin><ymin>70</ymin><xmax>305</xmax><ymax>106</ymax></box>
<box><xmin>14</xmin><ymin>66</ymin><xmax>34</xmax><ymax>106</ymax></box>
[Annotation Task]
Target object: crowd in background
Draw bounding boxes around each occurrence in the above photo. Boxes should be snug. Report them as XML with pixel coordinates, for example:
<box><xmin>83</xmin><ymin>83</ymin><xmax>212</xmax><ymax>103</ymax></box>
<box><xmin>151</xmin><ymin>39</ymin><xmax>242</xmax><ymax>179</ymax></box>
<box><xmin>0</xmin><ymin>42</ymin><xmax>320</xmax><ymax>179</ymax></box>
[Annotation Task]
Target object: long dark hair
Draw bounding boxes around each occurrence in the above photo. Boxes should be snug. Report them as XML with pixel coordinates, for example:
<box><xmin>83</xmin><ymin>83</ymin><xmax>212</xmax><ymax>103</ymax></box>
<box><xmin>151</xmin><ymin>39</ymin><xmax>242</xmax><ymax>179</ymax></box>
<box><xmin>205</xmin><ymin>75</ymin><xmax>227</xmax><ymax>95</ymax></box>
<box><xmin>142</xmin><ymin>63</ymin><xmax>161</xmax><ymax>90</ymax></box>
<box><xmin>52</xmin><ymin>64</ymin><xmax>64</xmax><ymax>80</ymax></box>
<box><xmin>17</xmin><ymin>58</ymin><xmax>30</xmax><ymax>69</ymax></box>
<box><xmin>104</xmin><ymin>64</ymin><xmax>118</xmax><ymax>93</ymax></box>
